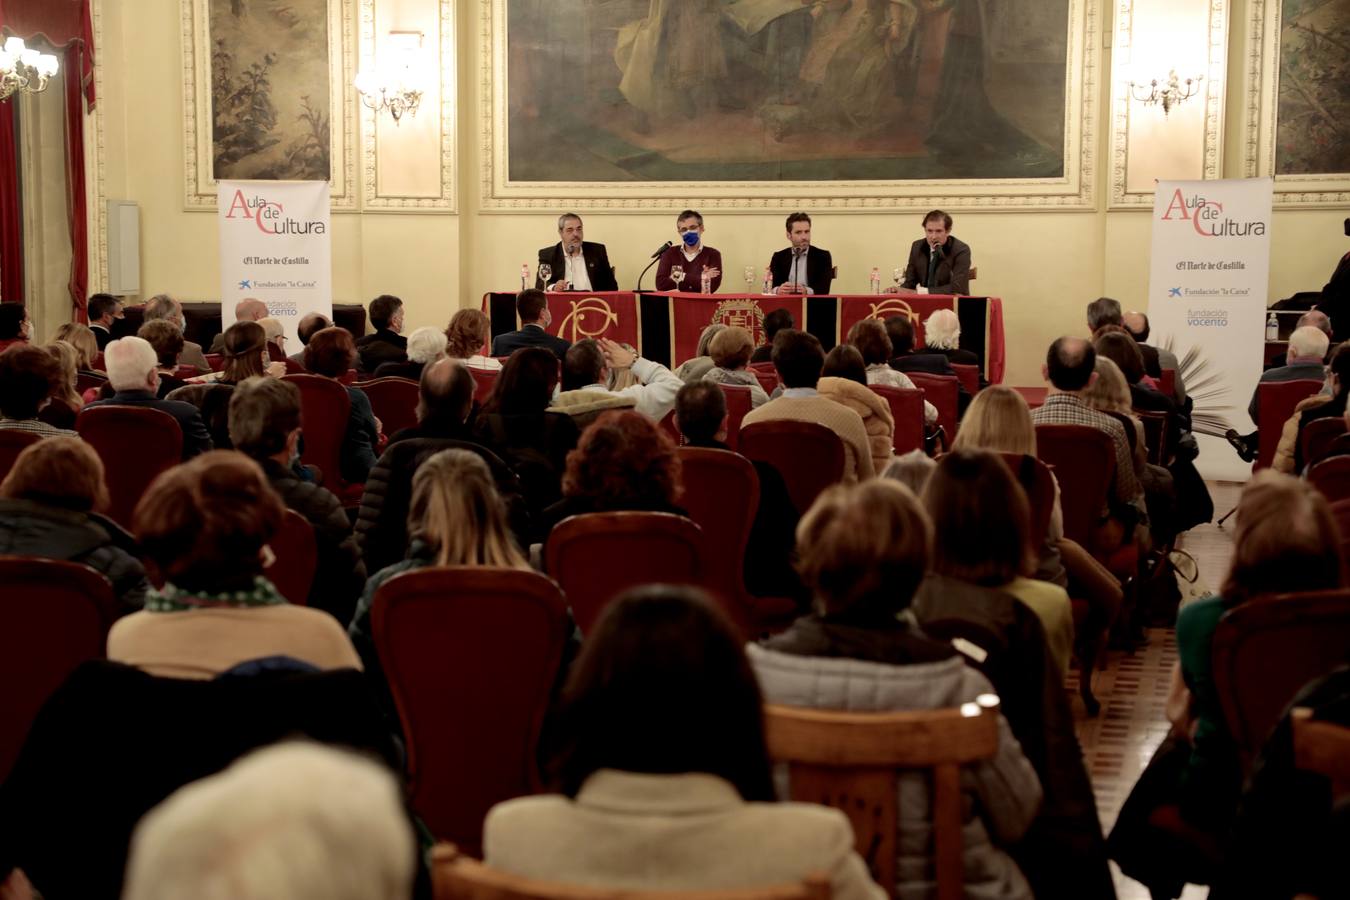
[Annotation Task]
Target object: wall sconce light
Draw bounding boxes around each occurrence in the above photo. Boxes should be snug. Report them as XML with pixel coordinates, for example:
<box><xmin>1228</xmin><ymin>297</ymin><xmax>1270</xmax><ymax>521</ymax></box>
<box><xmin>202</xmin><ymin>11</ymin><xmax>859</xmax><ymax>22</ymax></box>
<box><xmin>354</xmin><ymin>30</ymin><xmax>424</xmax><ymax>125</ymax></box>
<box><xmin>0</xmin><ymin>36</ymin><xmax>60</xmax><ymax>102</ymax></box>
<box><xmin>1128</xmin><ymin>70</ymin><xmax>1202</xmax><ymax>116</ymax></box>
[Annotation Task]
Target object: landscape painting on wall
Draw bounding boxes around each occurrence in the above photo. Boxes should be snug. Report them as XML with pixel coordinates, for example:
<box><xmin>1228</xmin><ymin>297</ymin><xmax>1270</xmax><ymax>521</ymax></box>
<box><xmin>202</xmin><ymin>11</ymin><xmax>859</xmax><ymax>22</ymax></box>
<box><xmin>209</xmin><ymin>0</ymin><xmax>331</xmax><ymax>180</ymax></box>
<box><xmin>1274</xmin><ymin>0</ymin><xmax>1349</xmax><ymax>177</ymax></box>
<box><xmin>506</xmin><ymin>0</ymin><xmax>1070</xmax><ymax>183</ymax></box>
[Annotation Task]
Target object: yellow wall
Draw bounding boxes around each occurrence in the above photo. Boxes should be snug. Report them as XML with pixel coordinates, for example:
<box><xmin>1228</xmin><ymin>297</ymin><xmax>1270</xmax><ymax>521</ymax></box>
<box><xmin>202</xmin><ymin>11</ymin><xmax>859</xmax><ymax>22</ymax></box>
<box><xmin>80</xmin><ymin>0</ymin><xmax>1348</xmax><ymax>387</ymax></box>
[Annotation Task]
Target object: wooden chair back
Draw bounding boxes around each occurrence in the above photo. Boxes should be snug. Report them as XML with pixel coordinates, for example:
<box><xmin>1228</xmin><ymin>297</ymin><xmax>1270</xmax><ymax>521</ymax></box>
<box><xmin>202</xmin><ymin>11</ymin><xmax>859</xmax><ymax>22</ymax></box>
<box><xmin>1133</xmin><ymin>408</ymin><xmax>1169</xmax><ymax>465</ymax></box>
<box><xmin>868</xmin><ymin>385</ymin><xmax>924</xmax><ymax>455</ymax></box>
<box><xmin>544</xmin><ymin>511</ymin><xmax>705</xmax><ymax>634</ymax></box>
<box><xmin>676</xmin><ymin>447</ymin><xmax>760</xmax><ymax>635</ymax></box>
<box><xmin>0</xmin><ymin>429</ymin><xmax>43</xmax><ymax>482</ymax></box>
<box><xmin>75</xmin><ymin>405</ymin><xmax>184</xmax><ymax>528</ymax></box>
<box><xmin>1034</xmin><ymin>424</ymin><xmax>1115</xmax><ymax>548</ymax></box>
<box><xmin>0</xmin><ymin>558</ymin><xmax>119</xmax><ymax>783</ymax></box>
<box><xmin>373</xmin><ymin>567</ymin><xmax>570</xmax><ymax>855</ymax></box>
<box><xmin>1303</xmin><ymin>416</ymin><xmax>1349</xmax><ymax>468</ymax></box>
<box><xmin>739</xmin><ymin>420</ymin><xmax>846</xmax><ymax>517</ymax></box>
<box><xmin>904</xmin><ymin>372</ymin><xmax>959</xmax><ymax>445</ymax></box>
<box><xmin>1255</xmin><ymin>379</ymin><xmax>1323</xmax><ymax>470</ymax></box>
<box><xmin>1308</xmin><ymin>455</ymin><xmax>1350</xmax><ymax>502</ymax></box>
<box><xmin>266</xmin><ymin>509</ymin><xmax>317</xmax><ymax>605</ymax></box>
<box><xmin>763</xmin><ymin>703</ymin><xmax>1001</xmax><ymax>900</ymax></box>
<box><xmin>949</xmin><ymin>363</ymin><xmax>980</xmax><ymax>397</ymax></box>
<box><xmin>430</xmin><ymin>846</ymin><xmax>830</xmax><ymax>900</ymax></box>
<box><xmin>354</xmin><ymin>376</ymin><xmax>420</xmax><ymax>439</ymax></box>
<box><xmin>1212</xmin><ymin>591</ymin><xmax>1350</xmax><ymax>773</ymax></box>
<box><xmin>283</xmin><ymin>374</ymin><xmax>353</xmax><ymax>491</ymax></box>
<box><xmin>1291</xmin><ymin>707</ymin><xmax>1350</xmax><ymax>797</ymax></box>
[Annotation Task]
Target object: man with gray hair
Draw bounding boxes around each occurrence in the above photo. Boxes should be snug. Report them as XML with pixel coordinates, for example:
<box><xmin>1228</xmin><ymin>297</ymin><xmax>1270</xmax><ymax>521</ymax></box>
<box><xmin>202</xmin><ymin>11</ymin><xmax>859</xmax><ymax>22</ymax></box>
<box><xmin>1225</xmin><ymin>324</ymin><xmax>1331</xmax><ymax>461</ymax></box>
<box><xmin>208</xmin><ymin>297</ymin><xmax>269</xmax><ymax>353</ymax></box>
<box><xmin>85</xmin><ymin>336</ymin><xmax>212</xmax><ymax>459</ymax></box>
<box><xmin>144</xmin><ymin>293</ymin><xmax>210</xmax><ymax>372</ymax></box>
<box><xmin>122</xmin><ymin>742</ymin><xmax>415</xmax><ymax>900</ymax></box>
<box><xmin>536</xmin><ymin>212</ymin><xmax>617</xmax><ymax>292</ymax></box>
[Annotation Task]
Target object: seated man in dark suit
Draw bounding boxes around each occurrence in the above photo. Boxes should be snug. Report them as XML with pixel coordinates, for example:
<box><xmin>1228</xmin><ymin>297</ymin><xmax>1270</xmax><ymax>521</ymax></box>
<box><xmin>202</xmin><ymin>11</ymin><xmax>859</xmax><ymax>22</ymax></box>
<box><xmin>1225</xmin><ymin>324</ymin><xmax>1330</xmax><ymax>462</ymax></box>
<box><xmin>884</xmin><ymin>314</ymin><xmax>971</xmax><ymax>413</ymax></box>
<box><xmin>769</xmin><ymin>212</ymin><xmax>833</xmax><ymax>296</ymax></box>
<box><xmin>748</xmin><ymin>307</ymin><xmax>795</xmax><ymax>364</ymax></box>
<box><xmin>355</xmin><ymin>294</ymin><xmax>408</xmax><ymax>374</ymax></box>
<box><xmin>87</xmin><ymin>293</ymin><xmax>125</xmax><ymax>351</ymax></box>
<box><xmin>893</xmin><ymin>210</ymin><xmax>971</xmax><ymax>296</ymax></box>
<box><xmin>536</xmin><ymin>213</ymin><xmax>617</xmax><ymax>293</ymax></box>
<box><xmin>86</xmin><ymin>336</ymin><xmax>212</xmax><ymax>459</ymax></box>
<box><xmin>490</xmin><ymin>288</ymin><xmax>571</xmax><ymax>360</ymax></box>
<box><xmin>289</xmin><ymin>312</ymin><xmax>331</xmax><ymax>369</ymax></box>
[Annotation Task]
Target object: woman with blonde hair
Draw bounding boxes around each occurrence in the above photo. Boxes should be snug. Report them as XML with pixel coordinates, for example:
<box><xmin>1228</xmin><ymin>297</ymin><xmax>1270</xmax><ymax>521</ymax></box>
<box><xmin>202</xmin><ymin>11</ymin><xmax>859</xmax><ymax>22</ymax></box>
<box><xmin>674</xmin><ymin>322</ymin><xmax>727</xmax><ymax>383</ymax></box>
<box><xmin>54</xmin><ymin>322</ymin><xmax>101</xmax><ymax>374</ymax></box>
<box><xmin>1081</xmin><ymin>357</ymin><xmax>1147</xmax><ymax>476</ymax></box>
<box><xmin>39</xmin><ymin>340</ymin><xmax>84</xmax><ymax>429</ymax></box>
<box><xmin>445</xmin><ymin>308</ymin><xmax>501</xmax><ymax>371</ymax></box>
<box><xmin>217</xmin><ymin>321</ymin><xmax>283</xmax><ymax>385</ymax></box>
<box><xmin>702</xmin><ymin>326</ymin><xmax>769</xmax><ymax>407</ymax></box>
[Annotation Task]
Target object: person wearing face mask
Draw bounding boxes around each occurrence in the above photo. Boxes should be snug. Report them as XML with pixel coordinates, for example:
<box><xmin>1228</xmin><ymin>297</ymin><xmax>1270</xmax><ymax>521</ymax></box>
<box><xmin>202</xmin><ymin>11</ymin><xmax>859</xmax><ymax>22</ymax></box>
<box><xmin>890</xmin><ymin>209</ymin><xmax>972</xmax><ymax>296</ymax></box>
<box><xmin>537</xmin><ymin>213</ymin><xmax>618</xmax><ymax>293</ymax></box>
<box><xmin>490</xmin><ymin>288</ymin><xmax>572</xmax><ymax>360</ymax></box>
<box><xmin>655</xmin><ymin>209</ymin><xmax>723</xmax><ymax>293</ymax></box>
<box><xmin>769</xmin><ymin>211</ymin><xmax>833</xmax><ymax>296</ymax></box>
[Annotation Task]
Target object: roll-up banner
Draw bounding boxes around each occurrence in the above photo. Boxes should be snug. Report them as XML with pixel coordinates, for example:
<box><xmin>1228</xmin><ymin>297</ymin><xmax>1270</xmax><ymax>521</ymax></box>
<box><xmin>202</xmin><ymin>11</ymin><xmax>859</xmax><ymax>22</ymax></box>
<box><xmin>1147</xmin><ymin>178</ymin><xmax>1273</xmax><ymax>481</ymax></box>
<box><xmin>218</xmin><ymin>180</ymin><xmax>332</xmax><ymax>346</ymax></box>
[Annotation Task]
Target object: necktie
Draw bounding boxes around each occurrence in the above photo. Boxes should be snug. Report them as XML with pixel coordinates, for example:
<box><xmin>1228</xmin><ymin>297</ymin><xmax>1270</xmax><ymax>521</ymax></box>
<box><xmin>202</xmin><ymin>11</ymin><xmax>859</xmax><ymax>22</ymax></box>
<box><xmin>927</xmin><ymin>246</ymin><xmax>939</xmax><ymax>288</ymax></box>
<box><xmin>794</xmin><ymin>249</ymin><xmax>805</xmax><ymax>289</ymax></box>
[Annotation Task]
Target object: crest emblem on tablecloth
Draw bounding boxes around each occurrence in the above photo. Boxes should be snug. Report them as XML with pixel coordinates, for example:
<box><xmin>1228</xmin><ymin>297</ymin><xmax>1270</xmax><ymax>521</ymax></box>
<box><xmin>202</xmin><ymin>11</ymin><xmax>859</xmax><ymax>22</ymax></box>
<box><xmin>866</xmin><ymin>298</ymin><xmax>919</xmax><ymax>325</ymax></box>
<box><xmin>711</xmin><ymin>300</ymin><xmax>768</xmax><ymax>345</ymax></box>
<box><xmin>558</xmin><ymin>297</ymin><xmax>619</xmax><ymax>341</ymax></box>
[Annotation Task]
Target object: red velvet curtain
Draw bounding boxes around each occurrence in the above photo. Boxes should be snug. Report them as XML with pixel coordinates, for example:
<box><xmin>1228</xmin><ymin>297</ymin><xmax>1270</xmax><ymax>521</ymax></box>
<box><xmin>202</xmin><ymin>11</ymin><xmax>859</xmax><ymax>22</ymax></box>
<box><xmin>0</xmin><ymin>0</ymin><xmax>95</xmax><ymax>319</ymax></box>
<box><xmin>0</xmin><ymin>100</ymin><xmax>21</xmax><ymax>306</ymax></box>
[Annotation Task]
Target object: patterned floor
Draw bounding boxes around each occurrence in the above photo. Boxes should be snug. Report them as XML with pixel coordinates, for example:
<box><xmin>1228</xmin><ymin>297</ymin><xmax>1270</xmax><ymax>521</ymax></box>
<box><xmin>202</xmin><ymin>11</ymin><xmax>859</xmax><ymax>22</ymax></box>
<box><xmin>1071</xmin><ymin>481</ymin><xmax>1242</xmax><ymax>900</ymax></box>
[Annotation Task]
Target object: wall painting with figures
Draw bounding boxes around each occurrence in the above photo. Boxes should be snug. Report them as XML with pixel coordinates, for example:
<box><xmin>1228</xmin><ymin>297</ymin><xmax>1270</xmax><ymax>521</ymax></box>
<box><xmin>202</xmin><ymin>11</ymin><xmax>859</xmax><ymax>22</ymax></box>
<box><xmin>504</xmin><ymin>0</ymin><xmax>1072</xmax><ymax>187</ymax></box>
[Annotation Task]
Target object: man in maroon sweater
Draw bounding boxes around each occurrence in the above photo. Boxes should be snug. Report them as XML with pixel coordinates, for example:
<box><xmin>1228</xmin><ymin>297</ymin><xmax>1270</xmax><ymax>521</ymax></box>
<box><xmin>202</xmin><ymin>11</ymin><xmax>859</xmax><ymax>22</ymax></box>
<box><xmin>655</xmin><ymin>209</ymin><xmax>722</xmax><ymax>293</ymax></box>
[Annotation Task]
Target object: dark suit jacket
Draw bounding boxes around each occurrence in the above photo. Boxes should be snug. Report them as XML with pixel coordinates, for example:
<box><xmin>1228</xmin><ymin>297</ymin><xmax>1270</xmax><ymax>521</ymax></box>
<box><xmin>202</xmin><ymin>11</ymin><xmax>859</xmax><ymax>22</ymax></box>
<box><xmin>355</xmin><ymin>329</ymin><xmax>407</xmax><ymax>374</ymax></box>
<box><xmin>901</xmin><ymin>236</ymin><xmax>971</xmax><ymax>295</ymax></box>
<box><xmin>86</xmin><ymin>389</ymin><xmax>213</xmax><ymax>459</ymax></box>
<box><xmin>536</xmin><ymin>241</ymin><xmax>618</xmax><ymax>293</ymax></box>
<box><xmin>889</xmin><ymin>351</ymin><xmax>973</xmax><ymax>412</ymax></box>
<box><xmin>90</xmin><ymin>324</ymin><xmax>114</xmax><ymax>351</ymax></box>
<box><xmin>491</xmin><ymin>323</ymin><xmax>570</xmax><ymax>360</ymax></box>
<box><xmin>769</xmin><ymin>246</ymin><xmax>833</xmax><ymax>296</ymax></box>
<box><xmin>1316</xmin><ymin>251</ymin><xmax>1350</xmax><ymax>342</ymax></box>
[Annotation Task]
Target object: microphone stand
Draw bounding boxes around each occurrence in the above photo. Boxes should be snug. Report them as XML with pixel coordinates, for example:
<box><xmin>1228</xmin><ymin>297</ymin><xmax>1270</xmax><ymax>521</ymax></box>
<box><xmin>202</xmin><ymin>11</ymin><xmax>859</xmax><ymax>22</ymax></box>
<box><xmin>636</xmin><ymin>257</ymin><xmax>661</xmax><ymax>293</ymax></box>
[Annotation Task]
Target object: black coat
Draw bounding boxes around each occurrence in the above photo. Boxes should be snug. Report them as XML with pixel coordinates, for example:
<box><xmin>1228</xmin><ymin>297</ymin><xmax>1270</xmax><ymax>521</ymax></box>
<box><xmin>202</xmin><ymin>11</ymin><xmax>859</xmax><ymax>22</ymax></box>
<box><xmin>768</xmin><ymin>246</ymin><xmax>834</xmax><ymax>296</ymax></box>
<box><xmin>490</xmin><ymin>324</ymin><xmax>571</xmax><ymax>361</ymax></box>
<box><xmin>535</xmin><ymin>241</ymin><xmax>618</xmax><ymax>292</ymax></box>
<box><xmin>355</xmin><ymin>329</ymin><xmax>408</xmax><ymax>375</ymax></box>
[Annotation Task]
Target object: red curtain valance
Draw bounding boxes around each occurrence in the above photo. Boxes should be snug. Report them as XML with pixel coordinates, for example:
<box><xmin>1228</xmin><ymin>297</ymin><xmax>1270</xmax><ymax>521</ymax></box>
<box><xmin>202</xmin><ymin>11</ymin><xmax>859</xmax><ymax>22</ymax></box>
<box><xmin>0</xmin><ymin>0</ymin><xmax>94</xmax><ymax>106</ymax></box>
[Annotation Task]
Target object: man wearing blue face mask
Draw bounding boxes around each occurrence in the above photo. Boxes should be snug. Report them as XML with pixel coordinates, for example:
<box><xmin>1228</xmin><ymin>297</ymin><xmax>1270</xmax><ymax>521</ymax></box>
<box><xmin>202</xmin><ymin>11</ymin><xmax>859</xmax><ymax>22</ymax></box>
<box><xmin>655</xmin><ymin>209</ymin><xmax>723</xmax><ymax>293</ymax></box>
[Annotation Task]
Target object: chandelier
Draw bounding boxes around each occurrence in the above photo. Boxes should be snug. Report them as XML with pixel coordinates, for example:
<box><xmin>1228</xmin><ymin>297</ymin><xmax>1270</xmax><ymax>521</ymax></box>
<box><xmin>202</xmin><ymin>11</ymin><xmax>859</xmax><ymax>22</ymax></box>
<box><xmin>1128</xmin><ymin>70</ymin><xmax>1202</xmax><ymax>117</ymax></box>
<box><xmin>0</xmin><ymin>37</ymin><xmax>60</xmax><ymax>102</ymax></box>
<box><xmin>354</xmin><ymin>30</ymin><xmax>424</xmax><ymax>126</ymax></box>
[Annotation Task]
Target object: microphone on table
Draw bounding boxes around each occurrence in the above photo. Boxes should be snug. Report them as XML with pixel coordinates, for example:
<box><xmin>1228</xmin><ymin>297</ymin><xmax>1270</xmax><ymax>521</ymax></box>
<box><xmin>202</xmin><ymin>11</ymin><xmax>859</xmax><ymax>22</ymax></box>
<box><xmin>650</xmin><ymin>240</ymin><xmax>674</xmax><ymax>259</ymax></box>
<box><xmin>637</xmin><ymin>241</ymin><xmax>675</xmax><ymax>291</ymax></box>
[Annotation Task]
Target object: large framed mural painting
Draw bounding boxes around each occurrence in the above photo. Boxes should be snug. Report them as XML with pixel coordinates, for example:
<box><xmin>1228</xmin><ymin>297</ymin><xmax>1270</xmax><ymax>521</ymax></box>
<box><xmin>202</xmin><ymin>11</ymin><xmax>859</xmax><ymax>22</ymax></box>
<box><xmin>182</xmin><ymin>0</ymin><xmax>359</xmax><ymax>210</ymax></box>
<box><xmin>483</xmin><ymin>0</ymin><xmax>1099</xmax><ymax>210</ymax></box>
<box><xmin>1247</xmin><ymin>0</ymin><xmax>1350</xmax><ymax>206</ymax></box>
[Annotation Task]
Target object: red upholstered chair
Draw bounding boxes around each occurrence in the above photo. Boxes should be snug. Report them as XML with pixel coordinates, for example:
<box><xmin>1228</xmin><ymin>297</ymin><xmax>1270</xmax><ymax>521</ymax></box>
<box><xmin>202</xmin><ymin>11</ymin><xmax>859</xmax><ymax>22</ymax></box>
<box><xmin>337</xmin><ymin>369</ymin><xmax>359</xmax><ymax>386</ymax></box>
<box><xmin>739</xmin><ymin>420</ymin><xmax>846</xmax><ymax>517</ymax></box>
<box><xmin>354</xmin><ymin>377</ymin><xmax>420</xmax><ymax>439</ymax></box>
<box><xmin>371</xmin><ymin>567</ymin><xmax>569</xmax><ymax>855</ymax></box>
<box><xmin>1159</xmin><ymin>368</ymin><xmax>1176</xmax><ymax>399</ymax></box>
<box><xmin>718</xmin><ymin>383</ymin><xmax>753</xmax><ymax>451</ymax></box>
<box><xmin>869</xmin><ymin>385</ymin><xmax>925</xmax><ymax>455</ymax></box>
<box><xmin>1213</xmin><ymin>590</ymin><xmax>1350</xmax><ymax>773</ymax></box>
<box><xmin>283</xmin><ymin>374</ymin><xmax>354</xmax><ymax>497</ymax></box>
<box><xmin>657</xmin><ymin>409</ymin><xmax>685</xmax><ymax>446</ymax></box>
<box><xmin>1302</xmin><ymin>416</ymin><xmax>1348</xmax><ymax>468</ymax></box>
<box><xmin>469</xmin><ymin>367</ymin><xmax>498</xmax><ymax>405</ymax></box>
<box><xmin>1255</xmin><ymin>379</ymin><xmax>1324</xmax><ymax>471</ymax></box>
<box><xmin>545</xmin><ymin>511</ymin><xmax>705</xmax><ymax>634</ymax></box>
<box><xmin>76</xmin><ymin>406</ymin><xmax>184</xmax><ymax>528</ymax></box>
<box><xmin>906</xmin><ymin>371</ymin><xmax>959</xmax><ymax>445</ymax></box>
<box><xmin>1333</xmin><ymin>499</ymin><xmax>1350</xmax><ymax>567</ymax></box>
<box><xmin>172</xmin><ymin>365</ymin><xmax>200</xmax><ymax>379</ymax></box>
<box><xmin>748</xmin><ymin>361</ymin><xmax>779</xmax><ymax>395</ymax></box>
<box><xmin>1034</xmin><ymin>424</ymin><xmax>1114</xmax><ymax>549</ymax></box>
<box><xmin>0</xmin><ymin>557</ymin><xmax>119</xmax><ymax>783</ymax></box>
<box><xmin>74</xmin><ymin>371</ymin><xmax>107</xmax><ymax>396</ymax></box>
<box><xmin>91</xmin><ymin>352</ymin><xmax>105</xmax><ymax>372</ymax></box>
<box><xmin>266</xmin><ymin>509</ymin><xmax>317</xmax><ymax>606</ymax></box>
<box><xmin>205</xmin><ymin>353</ymin><xmax>225</xmax><ymax>372</ymax></box>
<box><xmin>950</xmin><ymin>363</ymin><xmax>981</xmax><ymax>397</ymax></box>
<box><xmin>0</xmin><ymin>430</ymin><xmax>43</xmax><ymax>481</ymax></box>
<box><xmin>1308</xmin><ymin>455</ymin><xmax>1350</xmax><ymax>503</ymax></box>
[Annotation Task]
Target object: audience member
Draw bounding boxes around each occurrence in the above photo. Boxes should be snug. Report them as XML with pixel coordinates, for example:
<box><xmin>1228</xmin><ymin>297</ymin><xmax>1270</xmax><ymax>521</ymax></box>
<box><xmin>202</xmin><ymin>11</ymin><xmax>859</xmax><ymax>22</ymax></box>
<box><xmin>37</xmin><ymin>340</ymin><xmax>83</xmax><ymax>429</ymax></box>
<box><xmin>1086</xmin><ymin>296</ymin><xmax>1124</xmax><ymax>335</ymax></box>
<box><xmin>741</xmin><ymin>330</ymin><xmax>874</xmax><ymax>483</ymax></box>
<box><xmin>848</xmin><ymin>318</ymin><xmax>937</xmax><ymax>424</ymax></box>
<box><xmin>356</xmin><ymin>294</ymin><xmax>408</xmax><ymax>374</ymax></box>
<box><xmin>229</xmin><ymin>376</ymin><xmax>366</xmax><ymax>623</ymax></box>
<box><xmin>923</xmin><ymin>308</ymin><xmax>985</xmax><ymax>375</ymax></box>
<box><xmin>136</xmin><ymin>320</ymin><xmax>190</xmax><ymax>397</ymax></box>
<box><xmin>371</xmin><ymin>324</ymin><xmax>446</xmax><ymax>380</ymax></box>
<box><xmin>86</xmin><ymin>337</ymin><xmax>212</xmax><ymax>459</ymax></box>
<box><xmin>107</xmin><ymin>451</ymin><xmax>361</xmax><ymax>678</ymax></box>
<box><xmin>551</xmin><ymin>337</ymin><xmax>683</xmax><ymax>424</ymax></box>
<box><xmin>0</xmin><ymin>304</ymin><xmax>30</xmax><ymax>353</ymax></box>
<box><xmin>0</xmin><ymin>345</ymin><xmax>78</xmax><ymax>438</ymax></box>
<box><xmin>751</xmin><ymin>479</ymin><xmax>1041</xmax><ymax>898</ymax></box>
<box><xmin>442</xmin><ymin>309</ymin><xmax>499</xmax><ymax>373</ymax></box>
<box><xmin>87</xmin><ymin>293</ymin><xmax>124</xmax><ymax>350</ymax></box>
<box><xmin>485</xmin><ymin>585</ymin><xmax>886</xmax><ymax>900</ymax></box>
<box><xmin>491</xmin><ymin>289</ymin><xmax>570</xmax><ymax>359</ymax></box>
<box><xmin>208</xmin><ymin>298</ymin><xmax>268</xmax><ymax>353</ymax></box>
<box><xmin>289</xmin><ymin>312</ymin><xmax>331</xmax><ymax>369</ymax></box>
<box><xmin>303</xmin><ymin>327</ymin><xmax>380</xmax><ymax>483</ymax></box>
<box><xmin>880</xmin><ymin>449</ymin><xmax>935</xmax><ymax>493</ymax></box>
<box><xmin>817</xmin><ymin>344</ymin><xmax>895</xmax><ymax>475</ymax></box>
<box><xmin>702</xmin><ymin>326</ymin><xmax>770</xmax><ymax>408</ymax></box>
<box><xmin>884</xmin><ymin>314</ymin><xmax>956</xmax><ymax>376</ymax></box>
<box><xmin>923</xmin><ymin>449</ymin><xmax>1076</xmax><ymax>679</ymax></box>
<box><xmin>355</xmin><ymin>358</ymin><xmax>529</xmax><ymax>573</ymax></box>
<box><xmin>1095</xmin><ymin>330</ymin><xmax>1185</xmax><ymax>436</ymax></box>
<box><xmin>1109</xmin><ymin>471</ymin><xmax>1346</xmax><ymax>897</ymax></box>
<box><xmin>143</xmin><ymin>293</ymin><xmax>210</xmax><ymax>372</ymax></box>
<box><xmin>122</xmin><ymin>742</ymin><xmax>415</xmax><ymax>900</ymax></box>
<box><xmin>0</xmin><ymin>436</ymin><xmax>150</xmax><ymax>611</ymax></box>
<box><xmin>1273</xmin><ymin>340</ymin><xmax>1350</xmax><ymax>474</ymax></box>
<box><xmin>674</xmin><ymin>323</ymin><xmax>726</xmax><ymax>382</ymax></box>
<box><xmin>54</xmin><ymin>321</ymin><xmax>101</xmax><ymax>375</ymax></box>
<box><xmin>258</xmin><ymin>317</ymin><xmax>300</xmax><ymax>374</ymax></box>
<box><xmin>674</xmin><ymin>381</ymin><xmax>801</xmax><ymax>600</ymax></box>
<box><xmin>1227</xmin><ymin>324</ymin><xmax>1331</xmax><ymax>461</ymax></box>
<box><xmin>219</xmin><ymin>320</ymin><xmax>284</xmax><ymax>385</ymax></box>
<box><xmin>1123</xmin><ymin>309</ymin><xmax>1186</xmax><ymax>403</ymax></box>
<box><xmin>534</xmin><ymin>409</ymin><xmax>686</xmax><ymax>544</ymax></box>
<box><xmin>749</xmin><ymin>307</ymin><xmax>794</xmax><ymax>363</ymax></box>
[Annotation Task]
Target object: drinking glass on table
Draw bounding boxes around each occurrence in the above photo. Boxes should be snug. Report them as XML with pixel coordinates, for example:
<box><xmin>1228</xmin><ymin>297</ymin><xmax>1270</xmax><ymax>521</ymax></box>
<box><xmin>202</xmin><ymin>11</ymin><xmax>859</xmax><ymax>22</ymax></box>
<box><xmin>743</xmin><ymin>266</ymin><xmax>756</xmax><ymax>291</ymax></box>
<box><xmin>670</xmin><ymin>265</ymin><xmax>685</xmax><ymax>291</ymax></box>
<box><xmin>537</xmin><ymin>263</ymin><xmax>552</xmax><ymax>288</ymax></box>
<box><xmin>892</xmin><ymin>267</ymin><xmax>904</xmax><ymax>290</ymax></box>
